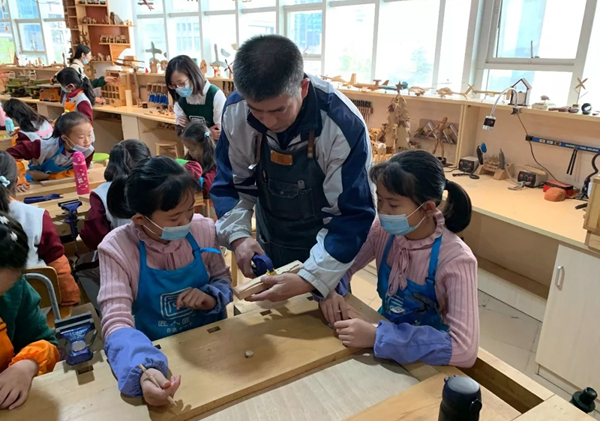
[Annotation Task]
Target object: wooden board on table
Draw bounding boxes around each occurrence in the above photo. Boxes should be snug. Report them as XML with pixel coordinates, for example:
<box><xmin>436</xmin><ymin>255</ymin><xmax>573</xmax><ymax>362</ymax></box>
<box><xmin>512</xmin><ymin>395</ymin><xmax>594</xmax><ymax>420</ymax></box>
<box><xmin>39</xmin><ymin>177</ymin><xmax>75</xmax><ymax>186</ymax></box>
<box><xmin>6</xmin><ymin>297</ymin><xmax>366</xmax><ymax>421</ymax></box>
<box><xmin>345</xmin><ymin>370</ymin><xmax>520</xmax><ymax>421</ymax></box>
<box><xmin>16</xmin><ymin>166</ymin><xmax>105</xmax><ymax>201</ymax></box>
<box><xmin>233</xmin><ymin>260</ymin><xmax>303</xmax><ymax>300</ymax></box>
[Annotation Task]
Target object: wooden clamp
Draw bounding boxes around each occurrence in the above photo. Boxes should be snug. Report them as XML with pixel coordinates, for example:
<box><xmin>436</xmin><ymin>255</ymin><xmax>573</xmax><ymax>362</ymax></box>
<box><xmin>233</xmin><ymin>261</ymin><xmax>303</xmax><ymax>300</ymax></box>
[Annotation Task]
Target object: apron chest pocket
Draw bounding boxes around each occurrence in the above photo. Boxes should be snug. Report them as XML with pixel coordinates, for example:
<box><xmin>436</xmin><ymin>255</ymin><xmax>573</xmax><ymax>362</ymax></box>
<box><xmin>267</xmin><ymin>178</ymin><xmax>315</xmax><ymax>221</ymax></box>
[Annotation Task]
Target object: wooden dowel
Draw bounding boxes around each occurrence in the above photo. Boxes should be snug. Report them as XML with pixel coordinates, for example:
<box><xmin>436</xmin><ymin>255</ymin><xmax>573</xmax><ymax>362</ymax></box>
<box><xmin>138</xmin><ymin>364</ymin><xmax>176</xmax><ymax>405</ymax></box>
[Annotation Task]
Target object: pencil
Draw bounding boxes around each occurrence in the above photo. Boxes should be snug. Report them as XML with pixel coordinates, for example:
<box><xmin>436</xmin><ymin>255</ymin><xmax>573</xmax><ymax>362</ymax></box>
<box><xmin>138</xmin><ymin>364</ymin><xmax>176</xmax><ymax>405</ymax></box>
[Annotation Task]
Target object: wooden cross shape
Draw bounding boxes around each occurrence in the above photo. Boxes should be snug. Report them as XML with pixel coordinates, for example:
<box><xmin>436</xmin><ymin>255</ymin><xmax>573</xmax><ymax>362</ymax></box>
<box><xmin>576</xmin><ymin>77</ymin><xmax>588</xmax><ymax>91</ymax></box>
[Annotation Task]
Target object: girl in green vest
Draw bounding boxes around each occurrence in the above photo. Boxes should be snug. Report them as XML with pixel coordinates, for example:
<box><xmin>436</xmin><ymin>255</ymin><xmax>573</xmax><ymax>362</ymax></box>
<box><xmin>166</xmin><ymin>55</ymin><xmax>227</xmax><ymax>141</ymax></box>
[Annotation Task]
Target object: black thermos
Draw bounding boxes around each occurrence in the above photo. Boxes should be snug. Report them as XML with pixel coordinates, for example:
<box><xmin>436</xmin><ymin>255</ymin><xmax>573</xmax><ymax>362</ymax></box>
<box><xmin>438</xmin><ymin>376</ymin><xmax>483</xmax><ymax>421</ymax></box>
<box><xmin>571</xmin><ymin>387</ymin><xmax>597</xmax><ymax>414</ymax></box>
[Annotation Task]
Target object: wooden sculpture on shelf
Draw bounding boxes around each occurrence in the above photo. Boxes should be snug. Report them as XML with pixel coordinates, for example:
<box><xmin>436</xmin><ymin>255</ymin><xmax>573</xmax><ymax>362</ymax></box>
<box><xmin>110</xmin><ymin>12</ymin><xmax>124</xmax><ymax>25</ymax></box>
<box><xmin>408</xmin><ymin>86</ymin><xmax>431</xmax><ymax>96</ymax></box>
<box><xmin>348</xmin><ymin>73</ymin><xmax>390</xmax><ymax>91</ymax></box>
<box><xmin>436</xmin><ymin>87</ymin><xmax>471</xmax><ymax>99</ymax></box>
<box><xmin>379</xmin><ymin>93</ymin><xmax>411</xmax><ymax>152</ymax></box>
<box><xmin>200</xmin><ymin>59</ymin><xmax>208</xmax><ymax>75</ymax></box>
<box><xmin>431</xmin><ymin>117</ymin><xmax>450</xmax><ymax>159</ymax></box>
<box><xmin>467</xmin><ymin>84</ymin><xmax>511</xmax><ymax>101</ymax></box>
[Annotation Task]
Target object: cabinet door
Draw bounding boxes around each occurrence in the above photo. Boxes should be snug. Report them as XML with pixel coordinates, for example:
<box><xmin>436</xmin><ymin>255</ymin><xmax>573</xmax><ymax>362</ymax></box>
<box><xmin>536</xmin><ymin>245</ymin><xmax>600</xmax><ymax>391</ymax></box>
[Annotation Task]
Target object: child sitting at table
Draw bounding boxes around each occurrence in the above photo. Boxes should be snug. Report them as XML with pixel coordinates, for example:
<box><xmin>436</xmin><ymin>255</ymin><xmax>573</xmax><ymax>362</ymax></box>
<box><xmin>98</xmin><ymin>156</ymin><xmax>232</xmax><ymax>406</ymax></box>
<box><xmin>0</xmin><ymin>151</ymin><xmax>79</xmax><ymax>306</ymax></box>
<box><xmin>319</xmin><ymin>150</ymin><xmax>479</xmax><ymax>368</ymax></box>
<box><xmin>3</xmin><ymin>99</ymin><xmax>53</xmax><ymax>145</ymax></box>
<box><xmin>7</xmin><ymin>112</ymin><xmax>94</xmax><ymax>189</ymax></box>
<box><xmin>55</xmin><ymin>67</ymin><xmax>94</xmax><ymax>122</ymax></box>
<box><xmin>0</xmin><ymin>212</ymin><xmax>60</xmax><ymax>411</ymax></box>
<box><xmin>179</xmin><ymin>121</ymin><xmax>217</xmax><ymax>198</ymax></box>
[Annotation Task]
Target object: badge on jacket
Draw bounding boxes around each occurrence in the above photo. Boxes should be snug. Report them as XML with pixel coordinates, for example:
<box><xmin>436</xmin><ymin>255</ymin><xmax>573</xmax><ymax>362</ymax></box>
<box><xmin>270</xmin><ymin>150</ymin><xmax>293</xmax><ymax>166</ymax></box>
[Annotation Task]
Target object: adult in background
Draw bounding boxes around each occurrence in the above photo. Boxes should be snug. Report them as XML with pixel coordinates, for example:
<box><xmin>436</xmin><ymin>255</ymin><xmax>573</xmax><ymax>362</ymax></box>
<box><xmin>69</xmin><ymin>45</ymin><xmax>117</xmax><ymax>89</ymax></box>
<box><xmin>211</xmin><ymin>35</ymin><xmax>375</xmax><ymax>302</ymax></box>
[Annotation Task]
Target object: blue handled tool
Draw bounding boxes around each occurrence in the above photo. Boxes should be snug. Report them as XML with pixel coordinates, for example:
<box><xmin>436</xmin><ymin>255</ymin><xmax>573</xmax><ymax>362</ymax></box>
<box><xmin>251</xmin><ymin>254</ymin><xmax>275</xmax><ymax>277</ymax></box>
<box><xmin>24</xmin><ymin>193</ymin><xmax>63</xmax><ymax>204</ymax></box>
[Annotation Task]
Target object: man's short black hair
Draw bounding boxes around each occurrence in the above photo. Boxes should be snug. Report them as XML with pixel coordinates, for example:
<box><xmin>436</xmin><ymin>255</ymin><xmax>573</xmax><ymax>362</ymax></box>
<box><xmin>233</xmin><ymin>35</ymin><xmax>305</xmax><ymax>102</ymax></box>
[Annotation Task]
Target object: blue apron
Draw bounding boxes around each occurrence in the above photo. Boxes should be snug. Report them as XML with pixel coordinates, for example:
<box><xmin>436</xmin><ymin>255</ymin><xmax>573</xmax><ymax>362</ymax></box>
<box><xmin>377</xmin><ymin>234</ymin><xmax>449</xmax><ymax>331</ymax></box>
<box><xmin>26</xmin><ymin>144</ymin><xmax>73</xmax><ymax>181</ymax></box>
<box><xmin>132</xmin><ymin>232</ymin><xmax>224</xmax><ymax>341</ymax></box>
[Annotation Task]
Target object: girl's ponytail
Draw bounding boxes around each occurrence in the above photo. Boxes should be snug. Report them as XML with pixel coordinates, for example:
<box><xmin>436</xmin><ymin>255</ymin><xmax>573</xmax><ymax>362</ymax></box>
<box><xmin>443</xmin><ymin>180</ymin><xmax>472</xmax><ymax>233</ymax></box>
<box><xmin>0</xmin><ymin>151</ymin><xmax>18</xmax><ymax>213</ymax></box>
<box><xmin>104</xmin><ymin>139</ymin><xmax>152</xmax><ymax>181</ymax></box>
<box><xmin>107</xmin><ymin>177</ymin><xmax>133</xmax><ymax>219</ymax></box>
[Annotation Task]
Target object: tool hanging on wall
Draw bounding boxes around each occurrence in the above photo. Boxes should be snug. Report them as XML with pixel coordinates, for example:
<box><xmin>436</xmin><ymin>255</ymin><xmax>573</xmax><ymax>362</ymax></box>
<box><xmin>567</xmin><ymin>148</ymin><xmax>579</xmax><ymax>176</ymax></box>
<box><xmin>350</xmin><ymin>99</ymin><xmax>373</xmax><ymax>125</ymax></box>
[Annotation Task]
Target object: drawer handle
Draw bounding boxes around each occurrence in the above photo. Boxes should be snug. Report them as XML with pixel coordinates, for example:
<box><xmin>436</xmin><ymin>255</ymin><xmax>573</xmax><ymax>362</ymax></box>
<box><xmin>555</xmin><ymin>265</ymin><xmax>565</xmax><ymax>290</ymax></box>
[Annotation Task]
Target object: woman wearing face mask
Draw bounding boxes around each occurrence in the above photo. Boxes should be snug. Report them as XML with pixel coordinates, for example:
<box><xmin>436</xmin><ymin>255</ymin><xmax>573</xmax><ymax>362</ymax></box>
<box><xmin>98</xmin><ymin>156</ymin><xmax>232</xmax><ymax>406</ymax></box>
<box><xmin>69</xmin><ymin>45</ymin><xmax>117</xmax><ymax>89</ymax></box>
<box><xmin>7</xmin><ymin>112</ymin><xmax>94</xmax><ymax>185</ymax></box>
<box><xmin>319</xmin><ymin>150</ymin><xmax>479</xmax><ymax>368</ymax></box>
<box><xmin>165</xmin><ymin>55</ymin><xmax>226</xmax><ymax>141</ymax></box>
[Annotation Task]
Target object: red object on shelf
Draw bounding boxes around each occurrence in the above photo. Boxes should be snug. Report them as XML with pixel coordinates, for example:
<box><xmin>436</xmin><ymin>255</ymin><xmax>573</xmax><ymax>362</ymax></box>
<box><xmin>543</xmin><ymin>180</ymin><xmax>574</xmax><ymax>196</ymax></box>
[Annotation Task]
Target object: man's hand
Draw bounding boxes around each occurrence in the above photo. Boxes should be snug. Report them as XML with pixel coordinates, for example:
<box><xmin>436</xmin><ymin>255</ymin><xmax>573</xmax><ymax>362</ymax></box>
<box><xmin>0</xmin><ymin>359</ymin><xmax>38</xmax><ymax>410</ymax></box>
<box><xmin>333</xmin><ymin>319</ymin><xmax>377</xmax><ymax>349</ymax></box>
<box><xmin>246</xmin><ymin>273</ymin><xmax>314</xmax><ymax>302</ymax></box>
<box><xmin>209</xmin><ymin>124</ymin><xmax>221</xmax><ymax>141</ymax></box>
<box><xmin>105</xmin><ymin>76</ymin><xmax>118</xmax><ymax>84</ymax></box>
<box><xmin>140</xmin><ymin>368</ymin><xmax>181</xmax><ymax>407</ymax></box>
<box><xmin>231</xmin><ymin>237</ymin><xmax>264</xmax><ymax>278</ymax></box>
<box><xmin>176</xmin><ymin>288</ymin><xmax>216</xmax><ymax>311</ymax></box>
<box><xmin>320</xmin><ymin>292</ymin><xmax>349</xmax><ymax>326</ymax></box>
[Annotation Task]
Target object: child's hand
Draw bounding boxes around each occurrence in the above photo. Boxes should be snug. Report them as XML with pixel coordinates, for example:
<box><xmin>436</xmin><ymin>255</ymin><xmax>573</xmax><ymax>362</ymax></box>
<box><xmin>319</xmin><ymin>292</ymin><xmax>349</xmax><ymax>326</ymax></box>
<box><xmin>26</xmin><ymin>170</ymin><xmax>50</xmax><ymax>181</ymax></box>
<box><xmin>176</xmin><ymin>288</ymin><xmax>216</xmax><ymax>311</ymax></box>
<box><xmin>16</xmin><ymin>183</ymin><xmax>29</xmax><ymax>193</ymax></box>
<box><xmin>209</xmin><ymin>124</ymin><xmax>221</xmax><ymax>140</ymax></box>
<box><xmin>0</xmin><ymin>359</ymin><xmax>38</xmax><ymax>410</ymax></box>
<box><xmin>140</xmin><ymin>368</ymin><xmax>181</xmax><ymax>407</ymax></box>
<box><xmin>333</xmin><ymin>319</ymin><xmax>377</xmax><ymax>349</ymax></box>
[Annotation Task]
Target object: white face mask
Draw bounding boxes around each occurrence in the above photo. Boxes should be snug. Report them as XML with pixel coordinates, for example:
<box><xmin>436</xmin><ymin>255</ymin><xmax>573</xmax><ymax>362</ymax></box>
<box><xmin>144</xmin><ymin>216</ymin><xmax>192</xmax><ymax>241</ymax></box>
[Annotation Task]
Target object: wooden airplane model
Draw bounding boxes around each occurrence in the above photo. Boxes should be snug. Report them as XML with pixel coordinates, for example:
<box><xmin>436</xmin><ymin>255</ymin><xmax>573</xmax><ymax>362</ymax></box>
<box><xmin>408</xmin><ymin>86</ymin><xmax>432</xmax><ymax>96</ymax></box>
<box><xmin>436</xmin><ymin>87</ymin><xmax>471</xmax><ymax>99</ymax></box>
<box><xmin>320</xmin><ymin>75</ymin><xmax>351</xmax><ymax>85</ymax></box>
<box><xmin>467</xmin><ymin>85</ymin><xmax>510</xmax><ymax>100</ymax></box>
<box><xmin>348</xmin><ymin>73</ymin><xmax>390</xmax><ymax>91</ymax></box>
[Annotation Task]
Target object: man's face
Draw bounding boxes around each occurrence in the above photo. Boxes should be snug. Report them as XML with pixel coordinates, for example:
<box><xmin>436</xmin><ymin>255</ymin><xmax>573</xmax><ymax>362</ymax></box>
<box><xmin>246</xmin><ymin>79</ymin><xmax>310</xmax><ymax>133</ymax></box>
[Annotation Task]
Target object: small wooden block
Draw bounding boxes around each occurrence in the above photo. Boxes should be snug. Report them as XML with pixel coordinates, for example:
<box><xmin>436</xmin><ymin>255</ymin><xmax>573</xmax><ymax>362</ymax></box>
<box><xmin>233</xmin><ymin>261</ymin><xmax>303</xmax><ymax>300</ymax></box>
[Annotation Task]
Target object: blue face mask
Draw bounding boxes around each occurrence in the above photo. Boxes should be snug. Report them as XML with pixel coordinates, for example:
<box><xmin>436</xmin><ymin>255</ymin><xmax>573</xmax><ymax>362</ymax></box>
<box><xmin>176</xmin><ymin>84</ymin><xmax>193</xmax><ymax>98</ymax></box>
<box><xmin>73</xmin><ymin>144</ymin><xmax>93</xmax><ymax>154</ymax></box>
<box><xmin>379</xmin><ymin>203</ymin><xmax>426</xmax><ymax>236</ymax></box>
<box><xmin>61</xmin><ymin>86</ymin><xmax>70</xmax><ymax>93</ymax></box>
<box><xmin>145</xmin><ymin>216</ymin><xmax>192</xmax><ymax>241</ymax></box>
<box><xmin>83</xmin><ymin>58</ymin><xmax>89</xmax><ymax>65</ymax></box>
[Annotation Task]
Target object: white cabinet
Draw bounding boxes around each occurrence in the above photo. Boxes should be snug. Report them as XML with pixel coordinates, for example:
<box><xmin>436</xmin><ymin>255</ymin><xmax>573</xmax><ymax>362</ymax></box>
<box><xmin>536</xmin><ymin>245</ymin><xmax>600</xmax><ymax>391</ymax></box>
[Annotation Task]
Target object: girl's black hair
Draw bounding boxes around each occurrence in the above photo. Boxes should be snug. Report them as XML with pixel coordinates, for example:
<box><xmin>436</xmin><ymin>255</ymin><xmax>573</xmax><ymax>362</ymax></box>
<box><xmin>104</xmin><ymin>139</ymin><xmax>152</xmax><ymax>181</ymax></box>
<box><xmin>71</xmin><ymin>44</ymin><xmax>91</xmax><ymax>63</ymax></box>
<box><xmin>3</xmin><ymin>98</ymin><xmax>49</xmax><ymax>133</ymax></box>
<box><xmin>165</xmin><ymin>55</ymin><xmax>207</xmax><ymax>102</ymax></box>
<box><xmin>0</xmin><ymin>212</ymin><xmax>29</xmax><ymax>271</ymax></box>
<box><xmin>180</xmin><ymin>121</ymin><xmax>216</xmax><ymax>173</ymax></box>
<box><xmin>370</xmin><ymin>150</ymin><xmax>472</xmax><ymax>233</ymax></box>
<box><xmin>52</xmin><ymin>111</ymin><xmax>91</xmax><ymax>139</ymax></box>
<box><xmin>107</xmin><ymin>156</ymin><xmax>198</xmax><ymax>219</ymax></box>
<box><xmin>0</xmin><ymin>151</ymin><xmax>17</xmax><ymax>213</ymax></box>
<box><xmin>56</xmin><ymin>66</ymin><xmax>96</xmax><ymax>104</ymax></box>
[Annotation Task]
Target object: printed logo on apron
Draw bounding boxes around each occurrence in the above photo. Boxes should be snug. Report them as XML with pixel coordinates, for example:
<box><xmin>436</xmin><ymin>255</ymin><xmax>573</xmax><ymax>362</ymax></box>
<box><xmin>160</xmin><ymin>288</ymin><xmax>195</xmax><ymax>320</ymax></box>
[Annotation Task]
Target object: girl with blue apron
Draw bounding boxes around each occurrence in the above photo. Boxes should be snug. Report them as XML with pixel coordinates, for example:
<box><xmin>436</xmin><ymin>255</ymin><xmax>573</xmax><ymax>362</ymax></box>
<box><xmin>377</xmin><ymin>234</ymin><xmax>449</xmax><ymax>331</ymax></box>
<box><xmin>132</xmin><ymin>232</ymin><xmax>224</xmax><ymax>341</ymax></box>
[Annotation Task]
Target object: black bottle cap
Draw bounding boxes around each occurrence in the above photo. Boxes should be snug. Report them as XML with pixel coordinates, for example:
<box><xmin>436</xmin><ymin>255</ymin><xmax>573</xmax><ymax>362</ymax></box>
<box><xmin>439</xmin><ymin>376</ymin><xmax>482</xmax><ymax>421</ymax></box>
<box><xmin>571</xmin><ymin>387</ymin><xmax>597</xmax><ymax>414</ymax></box>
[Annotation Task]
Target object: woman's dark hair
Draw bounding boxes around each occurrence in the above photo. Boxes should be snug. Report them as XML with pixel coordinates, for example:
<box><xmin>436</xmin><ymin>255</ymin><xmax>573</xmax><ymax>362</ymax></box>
<box><xmin>165</xmin><ymin>55</ymin><xmax>207</xmax><ymax>102</ymax></box>
<box><xmin>0</xmin><ymin>151</ymin><xmax>17</xmax><ymax>213</ymax></box>
<box><xmin>104</xmin><ymin>139</ymin><xmax>151</xmax><ymax>181</ymax></box>
<box><xmin>71</xmin><ymin>44</ymin><xmax>91</xmax><ymax>63</ymax></box>
<box><xmin>107</xmin><ymin>156</ymin><xmax>198</xmax><ymax>219</ymax></box>
<box><xmin>180</xmin><ymin>121</ymin><xmax>216</xmax><ymax>173</ymax></box>
<box><xmin>52</xmin><ymin>111</ymin><xmax>90</xmax><ymax>139</ymax></box>
<box><xmin>56</xmin><ymin>66</ymin><xmax>96</xmax><ymax>104</ymax></box>
<box><xmin>3</xmin><ymin>98</ymin><xmax>49</xmax><ymax>133</ymax></box>
<box><xmin>0</xmin><ymin>212</ymin><xmax>29</xmax><ymax>271</ymax></box>
<box><xmin>370</xmin><ymin>150</ymin><xmax>472</xmax><ymax>233</ymax></box>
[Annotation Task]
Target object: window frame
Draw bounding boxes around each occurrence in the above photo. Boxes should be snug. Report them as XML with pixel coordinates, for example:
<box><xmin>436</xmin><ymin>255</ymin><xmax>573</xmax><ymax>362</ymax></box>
<box><xmin>473</xmin><ymin>0</ymin><xmax>598</xmax><ymax>105</ymax></box>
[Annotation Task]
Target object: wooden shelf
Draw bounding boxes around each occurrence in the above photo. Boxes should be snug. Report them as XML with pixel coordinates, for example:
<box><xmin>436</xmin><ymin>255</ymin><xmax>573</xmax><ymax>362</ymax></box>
<box><xmin>85</xmin><ymin>24</ymin><xmax>134</xmax><ymax>27</ymax></box>
<box><xmin>78</xmin><ymin>4</ymin><xmax>108</xmax><ymax>7</ymax></box>
<box><xmin>99</xmin><ymin>43</ymin><xmax>130</xmax><ymax>46</ymax></box>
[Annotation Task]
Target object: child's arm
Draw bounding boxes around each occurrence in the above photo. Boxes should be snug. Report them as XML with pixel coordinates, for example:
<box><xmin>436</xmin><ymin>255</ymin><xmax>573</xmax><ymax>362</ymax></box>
<box><xmin>198</xmin><ymin>219</ymin><xmax>233</xmax><ymax>315</ymax></box>
<box><xmin>202</xmin><ymin>166</ymin><xmax>217</xmax><ymax>198</ymax></box>
<box><xmin>183</xmin><ymin>161</ymin><xmax>203</xmax><ymax>183</ymax></box>
<box><xmin>76</xmin><ymin>100</ymin><xmax>94</xmax><ymax>122</ymax></box>
<box><xmin>6</xmin><ymin>139</ymin><xmax>40</xmax><ymax>161</ymax></box>
<box><xmin>11</xmin><ymin>279</ymin><xmax>60</xmax><ymax>375</ymax></box>
<box><xmin>80</xmin><ymin>191</ymin><xmax>112</xmax><ymax>250</ymax></box>
<box><xmin>98</xmin><ymin>242</ymin><xmax>168</xmax><ymax>397</ymax></box>
<box><xmin>374</xmin><ymin>253</ymin><xmax>479</xmax><ymax>368</ymax></box>
<box><xmin>37</xmin><ymin>210</ymin><xmax>80</xmax><ymax>306</ymax></box>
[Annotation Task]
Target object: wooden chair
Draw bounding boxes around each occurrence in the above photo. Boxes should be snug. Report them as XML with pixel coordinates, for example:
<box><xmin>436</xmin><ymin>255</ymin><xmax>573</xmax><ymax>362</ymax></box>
<box><xmin>24</xmin><ymin>267</ymin><xmax>73</xmax><ymax>328</ymax></box>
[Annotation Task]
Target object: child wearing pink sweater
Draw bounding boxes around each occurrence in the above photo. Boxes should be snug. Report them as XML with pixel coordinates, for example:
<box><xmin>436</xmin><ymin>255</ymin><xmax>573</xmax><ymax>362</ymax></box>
<box><xmin>320</xmin><ymin>150</ymin><xmax>479</xmax><ymax>368</ymax></box>
<box><xmin>97</xmin><ymin>156</ymin><xmax>232</xmax><ymax>406</ymax></box>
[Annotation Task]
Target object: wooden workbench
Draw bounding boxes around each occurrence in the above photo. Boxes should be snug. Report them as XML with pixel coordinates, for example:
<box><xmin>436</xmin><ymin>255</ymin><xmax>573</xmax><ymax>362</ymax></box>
<box><xmin>3</xmin><ymin>294</ymin><xmax>592</xmax><ymax>421</ymax></box>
